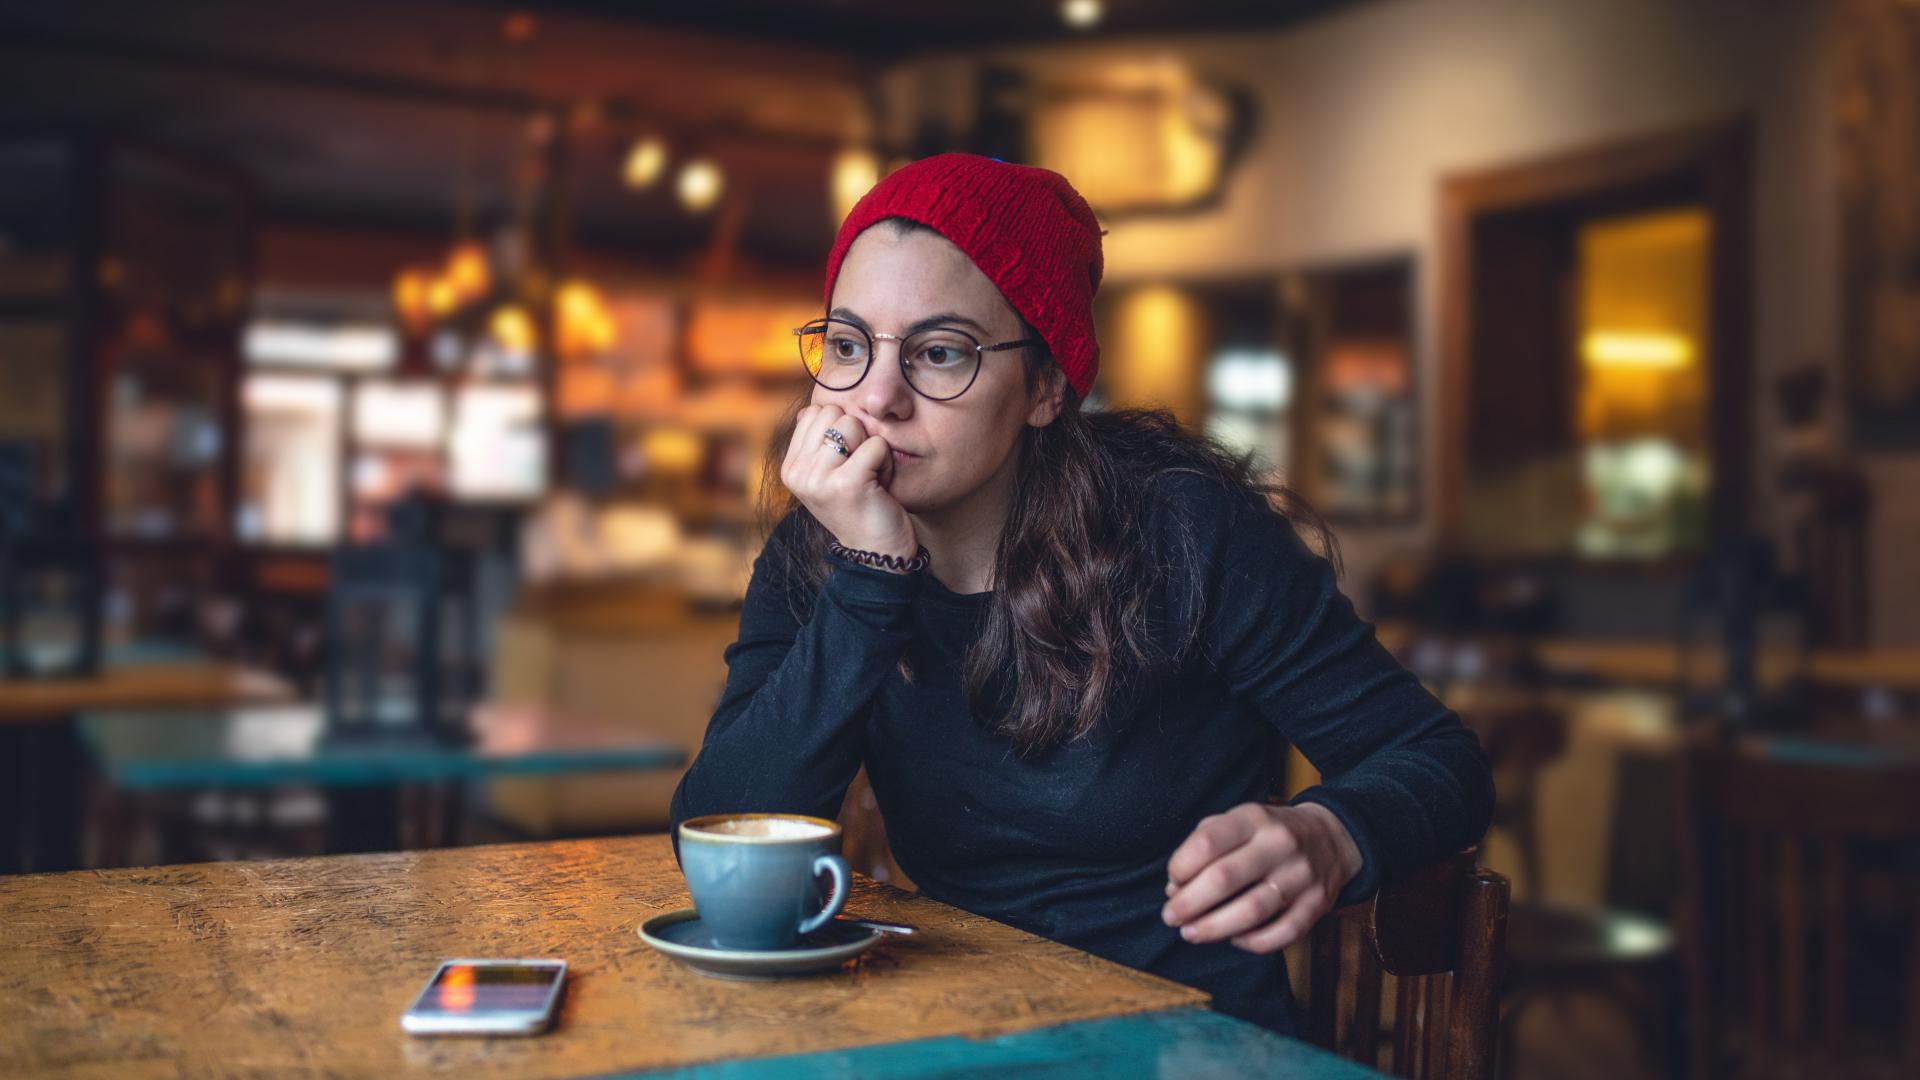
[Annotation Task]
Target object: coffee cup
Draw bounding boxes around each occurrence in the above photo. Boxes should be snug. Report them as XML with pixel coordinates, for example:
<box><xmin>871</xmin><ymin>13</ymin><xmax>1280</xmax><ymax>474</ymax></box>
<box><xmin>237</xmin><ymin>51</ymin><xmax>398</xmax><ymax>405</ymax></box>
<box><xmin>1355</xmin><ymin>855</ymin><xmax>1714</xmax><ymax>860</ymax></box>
<box><xmin>677</xmin><ymin>813</ymin><xmax>852</xmax><ymax>951</ymax></box>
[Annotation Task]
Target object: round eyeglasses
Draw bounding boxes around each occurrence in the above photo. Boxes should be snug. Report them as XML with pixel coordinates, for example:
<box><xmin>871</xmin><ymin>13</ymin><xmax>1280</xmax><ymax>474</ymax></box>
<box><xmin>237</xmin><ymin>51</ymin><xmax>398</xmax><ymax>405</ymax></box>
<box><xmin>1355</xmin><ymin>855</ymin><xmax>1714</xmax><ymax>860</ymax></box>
<box><xmin>795</xmin><ymin>318</ymin><xmax>1041</xmax><ymax>402</ymax></box>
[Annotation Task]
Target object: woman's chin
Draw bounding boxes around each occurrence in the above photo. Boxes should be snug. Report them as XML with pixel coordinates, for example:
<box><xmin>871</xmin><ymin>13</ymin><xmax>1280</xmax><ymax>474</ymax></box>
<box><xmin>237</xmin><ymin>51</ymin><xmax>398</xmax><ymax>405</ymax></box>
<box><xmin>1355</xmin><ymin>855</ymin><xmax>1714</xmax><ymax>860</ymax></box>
<box><xmin>890</xmin><ymin>480</ymin><xmax>937</xmax><ymax>515</ymax></box>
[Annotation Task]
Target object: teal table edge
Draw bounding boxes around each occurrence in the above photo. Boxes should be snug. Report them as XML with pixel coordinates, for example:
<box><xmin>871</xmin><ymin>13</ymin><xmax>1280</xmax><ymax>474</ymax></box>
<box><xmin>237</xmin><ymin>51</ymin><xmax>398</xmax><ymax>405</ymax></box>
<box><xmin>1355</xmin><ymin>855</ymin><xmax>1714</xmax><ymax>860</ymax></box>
<box><xmin>0</xmin><ymin>640</ymin><xmax>204</xmax><ymax>669</ymax></box>
<box><xmin>75</xmin><ymin>709</ymin><xmax>686</xmax><ymax>790</ymax></box>
<box><xmin>608</xmin><ymin>1008</ymin><xmax>1384</xmax><ymax>1079</ymax></box>
<box><xmin>89</xmin><ymin>743</ymin><xmax>688</xmax><ymax>790</ymax></box>
<box><xmin>1751</xmin><ymin>735</ymin><xmax>1912</xmax><ymax>768</ymax></box>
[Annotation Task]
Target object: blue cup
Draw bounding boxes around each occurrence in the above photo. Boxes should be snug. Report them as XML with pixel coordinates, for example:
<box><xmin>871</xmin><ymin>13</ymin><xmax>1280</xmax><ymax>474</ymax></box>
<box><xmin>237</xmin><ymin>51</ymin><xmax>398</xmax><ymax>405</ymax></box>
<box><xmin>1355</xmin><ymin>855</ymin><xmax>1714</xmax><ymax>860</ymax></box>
<box><xmin>678</xmin><ymin>813</ymin><xmax>853</xmax><ymax>951</ymax></box>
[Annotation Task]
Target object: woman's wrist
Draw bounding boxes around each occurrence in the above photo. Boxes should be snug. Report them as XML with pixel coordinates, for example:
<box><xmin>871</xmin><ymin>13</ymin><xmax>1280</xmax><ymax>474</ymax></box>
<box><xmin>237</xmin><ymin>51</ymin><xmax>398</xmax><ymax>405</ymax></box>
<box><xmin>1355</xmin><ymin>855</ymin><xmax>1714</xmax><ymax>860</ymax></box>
<box><xmin>827</xmin><ymin>540</ymin><xmax>930</xmax><ymax>575</ymax></box>
<box><xmin>1290</xmin><ymin>800</ymin><xmax>1364</xmax><ymax>888</ymax></box>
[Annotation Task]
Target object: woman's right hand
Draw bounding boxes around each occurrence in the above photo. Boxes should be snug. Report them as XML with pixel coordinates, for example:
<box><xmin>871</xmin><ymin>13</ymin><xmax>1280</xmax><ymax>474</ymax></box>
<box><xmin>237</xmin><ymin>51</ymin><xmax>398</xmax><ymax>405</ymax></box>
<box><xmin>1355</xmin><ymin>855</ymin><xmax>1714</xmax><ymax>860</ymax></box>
<box><xmin>782</xmin><ymin>404</ymin><xmax>918</xmax><ymax>560</ymax></box>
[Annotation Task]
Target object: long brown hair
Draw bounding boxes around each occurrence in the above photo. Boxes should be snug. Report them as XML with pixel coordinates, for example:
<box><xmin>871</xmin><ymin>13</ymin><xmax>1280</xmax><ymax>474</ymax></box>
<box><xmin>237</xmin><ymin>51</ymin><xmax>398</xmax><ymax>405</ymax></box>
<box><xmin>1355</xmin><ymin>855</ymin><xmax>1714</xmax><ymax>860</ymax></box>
<box><xmin>758</xmin><ymin>222</ymin><xmax>1334</xmax><ymax>757</ymax></box>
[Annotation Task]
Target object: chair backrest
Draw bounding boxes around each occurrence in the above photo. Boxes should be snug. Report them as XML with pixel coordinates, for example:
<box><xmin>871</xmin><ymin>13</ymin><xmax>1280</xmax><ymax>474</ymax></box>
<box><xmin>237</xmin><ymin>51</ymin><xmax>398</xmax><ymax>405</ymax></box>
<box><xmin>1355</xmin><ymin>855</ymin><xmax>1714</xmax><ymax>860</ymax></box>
<box><xmin>1678</xmin><ymin>738</ymin><xmax>1920</xmax><ymax>1079</ymax></box>
<box><xmin>1461</xmin><ymin>703</ymin><xmax>1567</xmax><ymax>896</ymax></box>
<box><xmin>0</xmin><ymin>440</ymin><xmax>33</xmax><ymax>539</ymax></box>
<box><xmin>1</xmin><ymin>537</ymin><xmax>105</xmax><ymax>679</ymax></box>
<box><xmin>324</xmin><ymin>543</ymin><xmax>473</xmax><ymax>733</ymax></box>
<box><xmin>1306</xmin><ymin>849</ymin><xmax>1511</xmax><ymax>1080</ymax></box>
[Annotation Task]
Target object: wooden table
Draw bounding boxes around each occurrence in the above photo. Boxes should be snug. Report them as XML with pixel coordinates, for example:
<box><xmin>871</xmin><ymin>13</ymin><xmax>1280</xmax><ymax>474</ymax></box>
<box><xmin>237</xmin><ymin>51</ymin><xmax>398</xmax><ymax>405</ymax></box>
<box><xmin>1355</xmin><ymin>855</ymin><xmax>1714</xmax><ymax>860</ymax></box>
<box><xmin>1371</xmin><ymin>621</ymin><xmax>1920</xmax><ymax>692</ymax></box>
<box><xmin>1530</xmin><ymin>640</ymin><xmax>1920</xmax><ymax>691</ymax></box>
<box><xmin>0</xmin><ymin>834</ymin><xmax>1372</xmax><ymax>1077</ymax></box>
<box><xmin>0</xmin><ymin>661</ymin><xmax>292</xmax><ymax>724</ymax></box>
<box><xmin>1</xmin><ymin>650</ymin><xmax>295</xmax><ymax>873</ymax></box>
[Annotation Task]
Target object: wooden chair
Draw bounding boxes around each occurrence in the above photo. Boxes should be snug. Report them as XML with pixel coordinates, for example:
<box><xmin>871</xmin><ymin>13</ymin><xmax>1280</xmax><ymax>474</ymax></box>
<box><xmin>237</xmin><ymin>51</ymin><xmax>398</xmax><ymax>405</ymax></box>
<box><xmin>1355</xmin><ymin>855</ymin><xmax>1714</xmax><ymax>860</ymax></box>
<box><xmin>324</xmin><ymin>541</ymin><xmax>482</xmax><ymax>738</ymax></box>
<box><xmin>1305</xmin><ymin>849</ymin><xmax>1511</xmax><ymax>1079</ymax></box>
<box><xmin>1678</xmin><ymin>738</ymin><xmax>1920</xmax><ymax>1080</ymax></box>
<box><xmin>1466</xmin><ymin>702</ymin><xmax>1680</xmax><ymax>1080</ymax></box>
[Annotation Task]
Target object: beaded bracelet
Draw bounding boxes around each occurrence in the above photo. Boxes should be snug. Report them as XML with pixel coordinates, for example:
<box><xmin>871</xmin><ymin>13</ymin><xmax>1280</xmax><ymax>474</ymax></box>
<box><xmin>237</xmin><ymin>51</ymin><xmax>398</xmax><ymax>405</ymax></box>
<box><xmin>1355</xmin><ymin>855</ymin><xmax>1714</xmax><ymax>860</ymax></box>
<box><xmin>827</xmin><ymin>540</ymin><xmax>931</xmax><ymax>575</ymax></box>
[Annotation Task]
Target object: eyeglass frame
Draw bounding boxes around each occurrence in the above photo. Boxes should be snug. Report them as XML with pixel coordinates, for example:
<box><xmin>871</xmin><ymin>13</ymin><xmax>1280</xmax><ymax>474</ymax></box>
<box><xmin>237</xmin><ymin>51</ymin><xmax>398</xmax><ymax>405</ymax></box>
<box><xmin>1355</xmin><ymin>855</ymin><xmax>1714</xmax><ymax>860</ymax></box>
<box><xmin>793</xmin><ymin>317</ymin><xmax>1043</xmax><ymax>402</ymax></box>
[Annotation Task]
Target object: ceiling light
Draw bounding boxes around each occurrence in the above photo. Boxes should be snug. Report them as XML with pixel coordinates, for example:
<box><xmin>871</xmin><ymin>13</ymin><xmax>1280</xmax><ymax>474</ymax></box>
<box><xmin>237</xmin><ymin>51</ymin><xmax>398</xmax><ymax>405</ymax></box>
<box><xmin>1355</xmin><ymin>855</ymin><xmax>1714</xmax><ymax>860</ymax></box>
<box><xmin>425</xmin><ymin>275</ymin><xmax>460</xmax><ymax>318</ymax></box>
<box><xmin>444</xmin><ymin>242</ymin><xmax>491</xmax><ymax>304</ymax></box>
<box><xmin>554</xmin><ymin>280</ymin><xmax>617</xmax><ymax>356</ymax></box>
<box><xmin>623</xmin><ymin>137</ymin><xmax>668</xmax><ymax>190</ymax></box>
<box><xmin>831</xmin><ymin>147</ymin><xmax>880</xmax><ymax>226</ymax></box>
<box><xmin>677</xmin><ymin>158</ymin><xmax>724</xmax><ymax>213</ymax></box>
<box><xmin>1062</xmin><ymin>0</ymin><xmax>1103</xmax><ymax>30</ymax></box>
<box><xmin>1582</xmin><ymin>331</ymin><xmax>1693</xmax><ymax>368</ymax></box>
<box><xmin>393</xmin><ymin>269</ymin><xmax>433</xmax><ymax>330</ymax></box>
<box><xmin>489</xmin><ymin>304</ymin><xmax>538</xmax><ymax>354</ymax></box>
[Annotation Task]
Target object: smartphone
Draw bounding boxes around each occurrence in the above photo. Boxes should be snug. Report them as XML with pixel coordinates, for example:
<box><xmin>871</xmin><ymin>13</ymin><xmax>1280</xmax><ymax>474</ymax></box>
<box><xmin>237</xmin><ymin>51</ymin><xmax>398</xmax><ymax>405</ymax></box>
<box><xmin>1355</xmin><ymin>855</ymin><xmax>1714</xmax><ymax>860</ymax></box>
<box><xmin>400</xmin><ymin>959</ymin><xmax>567</xmax><ymax>1036</ymax></box>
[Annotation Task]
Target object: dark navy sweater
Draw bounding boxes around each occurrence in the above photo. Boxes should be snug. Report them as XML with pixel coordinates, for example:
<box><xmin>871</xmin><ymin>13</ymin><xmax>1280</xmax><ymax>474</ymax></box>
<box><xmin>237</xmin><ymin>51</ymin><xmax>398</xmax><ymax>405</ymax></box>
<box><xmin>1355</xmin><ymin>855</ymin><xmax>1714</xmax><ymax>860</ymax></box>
<box><xmin>669</xmin><ymin>470</ymin><xmax>1493</xmax><ymax>1033</ymax></box>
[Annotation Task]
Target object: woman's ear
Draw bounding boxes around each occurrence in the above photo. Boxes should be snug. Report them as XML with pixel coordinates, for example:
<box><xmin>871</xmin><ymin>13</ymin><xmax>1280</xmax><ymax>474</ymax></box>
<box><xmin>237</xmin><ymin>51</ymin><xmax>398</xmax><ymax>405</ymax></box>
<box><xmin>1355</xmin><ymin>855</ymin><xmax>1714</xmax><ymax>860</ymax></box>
<box><xmin>1025</xmin><ymin>364</ymin><xmax>1066</xmax><ymax>428</ymax></box>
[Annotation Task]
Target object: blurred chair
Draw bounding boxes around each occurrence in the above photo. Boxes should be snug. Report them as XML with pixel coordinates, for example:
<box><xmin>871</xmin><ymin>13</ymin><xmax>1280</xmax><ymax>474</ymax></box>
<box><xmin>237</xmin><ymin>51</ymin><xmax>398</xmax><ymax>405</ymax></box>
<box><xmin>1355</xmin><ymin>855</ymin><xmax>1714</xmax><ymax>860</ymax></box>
<box><xmin>1677</xmin><ymin>537</ymin><xmax>1811</xmax><ymax>731</ymax></box>
<box><xmin>319</xmin><ymin>535</ymin><xmax>483</xmax><ymax>853</ymax></box>
<box><xmin>384</xmin><ymin>492</ymin><xmax>518</xmax><ymax>709</ymax></box>
<box><xmin>1466</xmin><ymin>703</ymin><xmax>1681</xmax><ymax>1080</ymax></box>
<box><xmin>324</xmin><ymin>541</ymin><xmax>479</xmax><ymax>738</ymax></box>
<box><xmin>1</xmin><ymin>534</ymin><xmax>105</xmax><ymax>679</ymax></box>
<box><xmin>0</xmin><ymin>442</ymin><xmax>102</xmax><ymax>679</ymax></box>
<box><xmin>1678</xmin><ymin>739</ymin><xmax>1920</xmax><ymax>1080</ymax></box>
<box><xmin>1773</xmin><ymin>365</ymin><xmax>1872</xmax><ymax>649</ymax></box>
<box><xmin>0</xmin><ymin>441</ymin><xmax>29</xmax><ymax>674</ymax></box>
<box><xmin>1305</xmin><ymin>849</ymin><xmax>1510</xmax><ymax>1080</ymax></box>
<box><xmin>1470</xmin><ymin>704</ymin><xmax>1567</xmax><ymax>895</ymax></box>
<box><xmin>1786</xmin><ymin>465</ymin><xmax>1870</xmax><ymax>649</ymax></box>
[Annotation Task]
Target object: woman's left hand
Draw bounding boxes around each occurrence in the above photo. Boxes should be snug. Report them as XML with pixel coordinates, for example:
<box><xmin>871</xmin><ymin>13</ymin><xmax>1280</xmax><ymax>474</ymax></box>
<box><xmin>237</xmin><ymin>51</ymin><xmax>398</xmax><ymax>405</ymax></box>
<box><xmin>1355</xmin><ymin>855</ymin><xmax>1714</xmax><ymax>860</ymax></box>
<box><xmin>1162</xmin><ymin>801</ymin><xmax>1364</xmax><ymax>954</ymax></box>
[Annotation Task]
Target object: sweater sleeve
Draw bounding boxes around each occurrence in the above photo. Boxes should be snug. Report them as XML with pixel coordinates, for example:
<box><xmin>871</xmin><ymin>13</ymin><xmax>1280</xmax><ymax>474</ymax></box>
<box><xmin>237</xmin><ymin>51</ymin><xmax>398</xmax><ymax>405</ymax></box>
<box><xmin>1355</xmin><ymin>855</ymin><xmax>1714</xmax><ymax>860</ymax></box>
<box><xmin>668</xmin><ymin>515</ymin><xmax>919</xmax><ymax>860</ymax></box>
<box><xmin>1173</xmin><ymin>473</ymin><xmax>1494</xmax><ymax>905</ymax></box>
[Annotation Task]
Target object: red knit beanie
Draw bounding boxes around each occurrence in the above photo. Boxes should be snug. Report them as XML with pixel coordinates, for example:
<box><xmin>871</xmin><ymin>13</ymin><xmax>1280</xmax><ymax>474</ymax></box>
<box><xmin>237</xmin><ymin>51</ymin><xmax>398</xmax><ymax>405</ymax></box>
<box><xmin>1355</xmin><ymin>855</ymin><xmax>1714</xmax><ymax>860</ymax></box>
<box><xmin>822</xmin><ymin>153</ymin><xmax>1105</xmax><ymax>399</ymax></box>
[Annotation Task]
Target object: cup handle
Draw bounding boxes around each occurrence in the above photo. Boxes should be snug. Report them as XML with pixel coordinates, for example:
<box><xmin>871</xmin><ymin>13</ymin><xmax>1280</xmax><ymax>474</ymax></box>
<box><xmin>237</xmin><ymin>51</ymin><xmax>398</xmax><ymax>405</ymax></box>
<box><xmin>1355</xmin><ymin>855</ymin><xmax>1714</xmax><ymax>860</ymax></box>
<box><xmin>795</xmin><ymin>853</ymin><xmax>851</xmax><ymax>937</ymax></box>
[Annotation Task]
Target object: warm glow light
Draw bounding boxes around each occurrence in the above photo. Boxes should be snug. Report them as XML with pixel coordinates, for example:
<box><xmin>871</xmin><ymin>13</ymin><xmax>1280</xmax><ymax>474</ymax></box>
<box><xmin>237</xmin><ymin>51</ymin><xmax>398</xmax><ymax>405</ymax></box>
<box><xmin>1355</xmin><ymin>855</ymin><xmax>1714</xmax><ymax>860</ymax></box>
<box><xmin>1062</xmin><ymin>0</ymin><xmax>1103</xmax><ymax>29</ymax></box>
<box><xmin>393</xmin><ymin>269</ymin><xmax>432</xmax><ymax>328</ymax></box>
<box><xmin>554</xmin><ymin>279</ymin><xmax>617</xmax><ymax>356</ymax></box>
<box><xmin>489</xmin><ymin>304</ymin><xmax>537</xmax><ymax>353</ymax></box>
<box><xmin>831</xmin><ymin>147</ymin><xmax>880</xmax><ymax>226</ymax></box>
<box><xmin>641</xmin><ymin>427</ymin><xmax>705</xmax><ymax>472</ymax></box>
<box><xmin>1582</xmin><ymin>331</ymin><xmax>1693</xmax><ymax>368</ymax></box>
<box><xmin>677</xmin><ymin>158</ymin><xmax>724</xmax><ymax>213</ymax></box>
<box><xmin>1031</xmin><ymin>57</ymin><xmax>1225</xmax><ymax>208</ymax></box>
<box><xmin>445</xmin><ymin>243</ymin><xmax>492</xmax><ymax>303</ymax></box>
<box><xmin>623</xmin><ymin>137</ymin><xmax>668</xmax><ymax>189</ymax></box>
<box><xmin>1109</xmin><ymin>285</ymin><xmax>1205</xmax><ymax>419</ymax></box>
<box><xmin>425</xmin><ymin>276</ymin><xmax>460</xmax><ymax>317</ymax></box>
<box><xmin>686</xmin><ymin>300</ymin><xmax>823</xmax><ymax>375</ymax></box>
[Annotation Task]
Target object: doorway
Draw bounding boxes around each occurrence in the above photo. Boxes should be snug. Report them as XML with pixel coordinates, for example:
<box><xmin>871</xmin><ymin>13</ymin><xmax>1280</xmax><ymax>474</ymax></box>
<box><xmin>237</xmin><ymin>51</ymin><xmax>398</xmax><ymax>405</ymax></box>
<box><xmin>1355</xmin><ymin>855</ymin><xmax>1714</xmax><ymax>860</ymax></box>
<box><xmin>1437</xmin><ymin>121</ymin><xmax>1753</xmax><ymax>564</ymax></box>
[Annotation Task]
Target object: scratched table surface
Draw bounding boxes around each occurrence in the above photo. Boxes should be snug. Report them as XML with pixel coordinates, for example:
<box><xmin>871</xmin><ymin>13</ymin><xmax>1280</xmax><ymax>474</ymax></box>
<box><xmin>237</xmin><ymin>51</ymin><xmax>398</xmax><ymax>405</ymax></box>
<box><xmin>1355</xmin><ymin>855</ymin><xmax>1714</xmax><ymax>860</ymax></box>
<box><xmin>0</xmin><ymin>833</ymin><xmax>1212</xmax><ymax>1078</ymax></box>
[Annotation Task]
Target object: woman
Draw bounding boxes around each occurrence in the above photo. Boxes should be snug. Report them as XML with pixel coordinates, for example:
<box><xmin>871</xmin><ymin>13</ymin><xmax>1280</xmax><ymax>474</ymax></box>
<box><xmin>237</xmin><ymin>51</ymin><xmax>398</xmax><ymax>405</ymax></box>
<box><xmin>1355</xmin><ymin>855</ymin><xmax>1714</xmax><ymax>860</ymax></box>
<box><xmin>669</xmin><ymin>153</ymin><xmax>1492</xmax><ymax>1034</ymax></box>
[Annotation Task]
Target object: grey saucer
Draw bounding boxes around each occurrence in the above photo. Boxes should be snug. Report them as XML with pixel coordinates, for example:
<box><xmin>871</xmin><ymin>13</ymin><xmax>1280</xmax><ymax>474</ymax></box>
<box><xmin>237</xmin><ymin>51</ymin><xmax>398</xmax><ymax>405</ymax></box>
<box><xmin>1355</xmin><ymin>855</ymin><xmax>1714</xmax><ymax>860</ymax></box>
<box><xmin>638</xmin><ymin>908</ymin><xmax>883</xmax><ymax>980</ymax></box>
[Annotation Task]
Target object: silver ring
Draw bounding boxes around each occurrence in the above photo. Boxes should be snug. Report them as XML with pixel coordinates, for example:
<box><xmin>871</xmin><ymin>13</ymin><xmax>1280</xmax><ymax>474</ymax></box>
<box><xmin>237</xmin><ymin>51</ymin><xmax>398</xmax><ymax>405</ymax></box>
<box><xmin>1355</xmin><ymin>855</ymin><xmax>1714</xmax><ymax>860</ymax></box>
<box><xmin>822</xmin><ymin>428</ymin><xmax>850</xmax><ymax>456</ymax></box>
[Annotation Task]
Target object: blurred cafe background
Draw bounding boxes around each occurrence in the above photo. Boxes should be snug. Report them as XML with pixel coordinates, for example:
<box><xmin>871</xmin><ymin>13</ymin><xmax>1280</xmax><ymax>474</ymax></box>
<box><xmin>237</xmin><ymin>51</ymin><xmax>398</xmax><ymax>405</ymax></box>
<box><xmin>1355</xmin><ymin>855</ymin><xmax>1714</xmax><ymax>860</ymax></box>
<box><xmin>2</xmin><ymin>1</ymin><xmax>1917</xmax><ymax>1076</ymax></box>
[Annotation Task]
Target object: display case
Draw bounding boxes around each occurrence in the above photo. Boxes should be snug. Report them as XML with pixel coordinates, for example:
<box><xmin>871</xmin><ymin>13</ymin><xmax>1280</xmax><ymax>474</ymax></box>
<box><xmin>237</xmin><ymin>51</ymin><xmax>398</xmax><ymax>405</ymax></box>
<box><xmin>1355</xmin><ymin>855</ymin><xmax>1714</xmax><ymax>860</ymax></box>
<box><xmin>0</xmin><ymin>136</ymin><xmax>251</xmax><ymax>657</ymax></box>
<box><xmin>1289</xmin><ymin>258</ymin><xmax>1420</xmax><ymax>524</ymax></box>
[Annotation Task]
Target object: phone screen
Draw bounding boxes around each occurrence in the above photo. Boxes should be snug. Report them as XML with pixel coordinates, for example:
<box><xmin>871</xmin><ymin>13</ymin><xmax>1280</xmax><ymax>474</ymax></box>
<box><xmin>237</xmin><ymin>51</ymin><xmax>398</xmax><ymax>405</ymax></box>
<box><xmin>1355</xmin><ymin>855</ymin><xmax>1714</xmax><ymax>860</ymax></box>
<box><xmin>413</xmin><ymin>962</ymin><xmax>565</xmax><ymax>1019</ymax></box>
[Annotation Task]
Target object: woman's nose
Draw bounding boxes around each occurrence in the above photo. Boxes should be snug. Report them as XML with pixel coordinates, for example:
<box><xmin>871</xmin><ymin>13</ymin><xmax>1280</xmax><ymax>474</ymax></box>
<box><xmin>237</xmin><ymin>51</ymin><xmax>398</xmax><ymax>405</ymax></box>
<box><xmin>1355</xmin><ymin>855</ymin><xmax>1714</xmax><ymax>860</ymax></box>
<box><xmin>854</xmin><ymin>340</ymin><xmax>915</xmax><ymax>420</ymax></box>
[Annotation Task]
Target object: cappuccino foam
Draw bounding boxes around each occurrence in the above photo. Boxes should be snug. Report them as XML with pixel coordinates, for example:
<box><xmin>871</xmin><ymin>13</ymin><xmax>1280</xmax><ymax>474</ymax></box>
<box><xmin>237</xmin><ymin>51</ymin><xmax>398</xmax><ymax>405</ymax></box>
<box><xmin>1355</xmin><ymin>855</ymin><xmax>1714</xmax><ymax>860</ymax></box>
<box><xmin>691</xmin><ymin>817</ymin><xmax>833</xmax><ymax>840</ymax></box>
